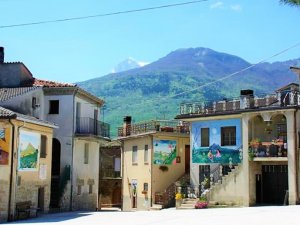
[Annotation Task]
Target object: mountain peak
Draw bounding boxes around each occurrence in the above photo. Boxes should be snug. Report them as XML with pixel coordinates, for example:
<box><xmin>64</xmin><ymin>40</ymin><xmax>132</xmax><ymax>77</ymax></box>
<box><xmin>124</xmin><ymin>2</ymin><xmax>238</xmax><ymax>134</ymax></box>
<box><xmin>112</xmin><ymin>57</ymin><xmax>149</xmax><ymax>73</ymax></box>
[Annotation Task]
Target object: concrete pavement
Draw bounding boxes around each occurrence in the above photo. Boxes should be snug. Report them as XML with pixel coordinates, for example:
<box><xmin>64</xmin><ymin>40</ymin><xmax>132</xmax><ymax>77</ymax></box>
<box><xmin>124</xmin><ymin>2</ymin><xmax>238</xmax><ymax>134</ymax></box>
<box><xmin>5</xmin><ymin>206</ymin><xmax>300</xmax><ymax>225</ymax></box>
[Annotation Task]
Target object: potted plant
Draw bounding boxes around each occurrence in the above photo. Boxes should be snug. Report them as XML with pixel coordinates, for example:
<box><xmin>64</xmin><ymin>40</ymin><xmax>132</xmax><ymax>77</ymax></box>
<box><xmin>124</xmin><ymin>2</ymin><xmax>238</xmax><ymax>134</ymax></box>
<box><xmin>175</xmin><ymin>193</ymin><xmax>183</xmax><ymax>208</ymax></box>
<box><xmin>195</xmin><ymin>196</ymin><xmax>208</xmax><ymax>209</ymax></box>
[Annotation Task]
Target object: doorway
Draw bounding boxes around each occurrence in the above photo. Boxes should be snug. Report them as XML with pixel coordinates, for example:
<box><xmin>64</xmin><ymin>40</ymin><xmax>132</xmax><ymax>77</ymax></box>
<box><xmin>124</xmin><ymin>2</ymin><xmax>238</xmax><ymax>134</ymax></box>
<box><xmin>185</xmin><ymin>145</ymin><xmax>190</xmax><ymax>173</ymax></box>
<box><xmin>50</xmin><ymin>138</ymin><xmax>61</xmax><ymax>208</ymax></box>
<box><xmin>38</xmin><ymin>187</ymin><xmax>45</xmax><ymax>212</ymax></box>
<box><xmin>261</xmin><ymin>165</ymin><xmax>288</xmax><ymax>205</ymax></box>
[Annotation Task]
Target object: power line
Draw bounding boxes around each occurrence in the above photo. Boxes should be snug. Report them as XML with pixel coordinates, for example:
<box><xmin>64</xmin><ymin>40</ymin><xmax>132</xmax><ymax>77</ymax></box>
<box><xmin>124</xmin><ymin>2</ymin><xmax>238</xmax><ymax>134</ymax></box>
<box><xmin>103</xmin><ymin>41</ymin><xmax>300</xmax><ymax>112</ymax></box>
<box><xmin>0</xmin><ymin>0</ymin><xmax>209</xmax><ymax>29</ymax></box>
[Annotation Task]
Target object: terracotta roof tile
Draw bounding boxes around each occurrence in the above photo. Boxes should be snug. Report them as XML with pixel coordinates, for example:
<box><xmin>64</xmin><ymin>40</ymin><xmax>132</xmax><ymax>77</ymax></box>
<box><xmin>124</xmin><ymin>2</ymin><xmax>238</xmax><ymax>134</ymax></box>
<box><xmin>33</xmin><ymin>78</ymin><xmax>76</xmax><ymax>87</ymax></box>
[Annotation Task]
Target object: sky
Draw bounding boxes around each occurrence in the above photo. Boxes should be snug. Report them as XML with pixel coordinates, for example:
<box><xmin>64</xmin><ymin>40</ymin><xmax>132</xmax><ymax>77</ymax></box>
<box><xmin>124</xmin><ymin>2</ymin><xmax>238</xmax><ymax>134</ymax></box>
<box><xmin>1</xmin><ymin>0</ymin><xmax>300</xmax><ymax>83</ymax></box>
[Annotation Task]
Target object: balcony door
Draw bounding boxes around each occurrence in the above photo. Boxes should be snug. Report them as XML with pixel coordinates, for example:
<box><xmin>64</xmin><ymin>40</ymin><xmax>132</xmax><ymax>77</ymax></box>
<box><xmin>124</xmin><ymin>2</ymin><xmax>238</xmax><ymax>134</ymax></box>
<box><xmin>94</xmin><ymin>109</ymin><xmax>98</xmax><ymax>135</ymax></box>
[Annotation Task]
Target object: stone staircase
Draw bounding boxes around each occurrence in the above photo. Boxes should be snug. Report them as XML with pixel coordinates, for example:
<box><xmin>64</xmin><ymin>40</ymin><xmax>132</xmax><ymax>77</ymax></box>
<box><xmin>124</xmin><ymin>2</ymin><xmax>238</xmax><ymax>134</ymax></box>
<box><xmin>177</xmin><ymin>198</ymin><xmax>198</xmax><ymax>210</ymax></box>
<box><xmin>204</xmin><ymin>165</ymin><xmax>242</xmax><ymax>206</ymax></box>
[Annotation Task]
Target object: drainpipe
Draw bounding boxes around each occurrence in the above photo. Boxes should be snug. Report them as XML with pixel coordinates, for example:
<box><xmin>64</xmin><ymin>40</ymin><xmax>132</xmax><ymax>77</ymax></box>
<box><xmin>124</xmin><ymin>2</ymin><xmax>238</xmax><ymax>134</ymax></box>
<box><xmin>8</xmin><ymin>120</ymin><xmax>25</xmax><ymax>221</ymax></box>
<box><xmin>150</xmin><ymin>135</ymin><xmax>153</xmax><ymax>208</ymax></box>
<box><xmin>121</xmin><ymin>140</ymin><xmax>124</xmax><ymax>211</ymax></box>
<box><xmin>294</xmin><ymin>110</ymin><xmax>299</xmax><ymax>203</ymax></box>
<box><xmin>70</xmin><ymin>89</ymin><xmax>78</xmax><ymax>211</ymax></box>
<box><xmin>7</xmin><ymin>119</ymin><xmax>15</xmax><ymax>221</ymax></box>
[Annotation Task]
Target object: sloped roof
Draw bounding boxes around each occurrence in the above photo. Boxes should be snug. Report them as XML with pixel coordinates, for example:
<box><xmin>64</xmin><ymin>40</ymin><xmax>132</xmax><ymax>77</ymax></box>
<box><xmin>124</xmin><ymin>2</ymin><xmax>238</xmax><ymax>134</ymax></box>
<box><xmin>34</xmin><ymin>78</ymin><xmax>76</xmax><ymax>87</ymax></box>
<box><xmin>0</xmin><ymin>106</ymin><xmax>57</xmax><ymax>128</ymax></box>
<box><xmin>0</xmin><ymin>106</ymin><xmax>17</xmax><ymax>118</ymax></box>
<box><xmin>0</xmin><ymin>86</ymin><xmax>41</xmax><ymax>102</ymax></box>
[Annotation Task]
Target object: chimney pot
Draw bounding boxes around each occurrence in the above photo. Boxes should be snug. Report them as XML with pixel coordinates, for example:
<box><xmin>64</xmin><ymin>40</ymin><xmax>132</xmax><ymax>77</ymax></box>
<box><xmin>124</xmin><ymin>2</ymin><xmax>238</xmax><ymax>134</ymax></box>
<box><xmin>0</xmin><ymin>47</ymin><xmax>4</xmax><ymax>63</ymax></box>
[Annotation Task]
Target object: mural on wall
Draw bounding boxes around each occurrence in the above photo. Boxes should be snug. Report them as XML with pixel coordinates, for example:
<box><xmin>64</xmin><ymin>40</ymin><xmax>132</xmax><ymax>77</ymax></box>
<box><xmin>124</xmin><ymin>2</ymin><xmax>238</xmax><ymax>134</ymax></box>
<box><xmin>192</xmin><ymin>119</ymin><xmax>242</xmax><ymax>164</ymax></box>
<box><xmin>18</xmin><ymin>130</ymin><xmax>40</xmax><ymax>171</ymax></box>
<box><xmin>153</xmin><ymin>139</ymin><xmax>177</xmax><ymax>165</ymax></box>
<box><xmin>0</xmin><ymin>128</ymin><xmax>9</xmax><ymax>165</ymax></box>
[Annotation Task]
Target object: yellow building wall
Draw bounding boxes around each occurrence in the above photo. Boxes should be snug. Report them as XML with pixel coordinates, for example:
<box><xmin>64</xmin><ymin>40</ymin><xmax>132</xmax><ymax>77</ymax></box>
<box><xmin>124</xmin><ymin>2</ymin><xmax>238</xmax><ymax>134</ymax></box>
<box><xmin>72</xmin><ymin>139</ymin><xmax>100</xmax><ymax>211</ymax></box>
<box><xmin>122</xmin><ymin>136</ymin><xmax>152</xmax><ymax>211</ymax></box>
<box><xmin>0</xmin><ymin>121</ymin><xmax>13</xmax><ymax>222</ymax></box>
<box><xmin>122</xmin><ymin>133</ymin><xmax>189</xmax><ymax>211</ymax></box>
<box><xmin>11</xmin><ymin>120</ymin><xmax>53</xmax><ymax>220</ymax></box>
<box><xmin>152</xmin><ymin>134</ymin><xmax>190</xmax><ymax>198</ymax></box>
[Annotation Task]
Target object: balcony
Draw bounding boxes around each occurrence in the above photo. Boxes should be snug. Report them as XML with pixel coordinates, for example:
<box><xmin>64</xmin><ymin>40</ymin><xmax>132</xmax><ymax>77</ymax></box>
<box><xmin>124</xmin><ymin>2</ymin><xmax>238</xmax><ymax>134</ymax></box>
<box><xmin>76</xmin><ymin>117</ymin><xmax>110</xmax><ymax>138</ymax></box>
<box><xmin>100</xmin><ymin>168</ymin><xmax>121</xmax><ymax>179</ymax></box>
<box><xmin>118</xmin><ymin>120</ymin><xmax>190</xmax><ymax>137</ymax></box>
<box><xmin>177</xmin><ymin>90</ymin><xmax>300</xmax><ymax>118</ymax></box>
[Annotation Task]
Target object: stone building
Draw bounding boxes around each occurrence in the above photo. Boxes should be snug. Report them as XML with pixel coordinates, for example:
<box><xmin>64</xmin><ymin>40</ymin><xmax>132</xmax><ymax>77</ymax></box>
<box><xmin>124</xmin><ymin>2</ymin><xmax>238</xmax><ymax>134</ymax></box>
<box><xmin>0</xmin><ymin>106</ymin><xmax>56</xmax><ymax>222</ymax></box>
<box><xmin>0</xmin><ymin>47</ymin><xmax>110</xmax><ymax>212</ymax></box>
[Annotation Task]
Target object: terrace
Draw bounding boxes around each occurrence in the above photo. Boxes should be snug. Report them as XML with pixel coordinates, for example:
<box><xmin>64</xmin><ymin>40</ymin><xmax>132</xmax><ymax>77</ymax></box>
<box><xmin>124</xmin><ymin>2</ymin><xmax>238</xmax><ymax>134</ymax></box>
<box><xmin>177</xmin><ymin>87</ymin><xmax>300</xmax><ymax>118</ymax></box>
<box><xmin>117</xmin><ymin>119</ymin><xmax>190</xmax><ymax>137</ymax></box>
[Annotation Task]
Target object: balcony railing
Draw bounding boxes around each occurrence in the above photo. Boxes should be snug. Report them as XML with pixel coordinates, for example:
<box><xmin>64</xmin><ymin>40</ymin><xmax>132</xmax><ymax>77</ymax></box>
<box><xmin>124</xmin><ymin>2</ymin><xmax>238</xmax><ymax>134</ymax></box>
<box><xmin>76</xmin><ymin>117</ymin><xmax>110</xmax><ymax>138</ymax></box>
<box><xmin>249</xmin><ymin>141</ymin><xmax>287</xmax><ymax>159</ymax></box>
<box><xmin>179</xmin><ymin>90</ymin><xmax>300</xmax><ymax>116</ymax></box>
<box><xmin>118</xmin><ymin>120</ymin><xmax>190</xmax><ymax>137</ymax></box>
<box><xmin>100</xmin><ymin>168</ymin><xmax>121</xmax><ymax>178</ymax></box>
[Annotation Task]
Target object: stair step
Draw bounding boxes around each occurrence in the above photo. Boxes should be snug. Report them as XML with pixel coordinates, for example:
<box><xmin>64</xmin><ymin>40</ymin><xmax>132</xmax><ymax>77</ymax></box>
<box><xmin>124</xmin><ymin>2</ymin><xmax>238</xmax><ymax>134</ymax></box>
<box><xmin>150</xmin><ymin>204</ymin><xmax>163</xmax><ymax>210</ymax></box>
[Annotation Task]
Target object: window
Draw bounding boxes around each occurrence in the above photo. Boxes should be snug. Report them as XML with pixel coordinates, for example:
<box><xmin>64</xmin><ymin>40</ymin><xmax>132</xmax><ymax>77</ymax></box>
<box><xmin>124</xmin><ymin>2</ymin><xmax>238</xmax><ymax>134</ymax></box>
<box><xmin>132</xmin><ymin>146</ymin><xmax>138</xmax><ymax>164</ymax></box>
<box><xmin>32</xmin><ymin>97</ymin><xmax>36</xmax><ymax>108</ymax></box>
<box><xmin>144</xmin><ymin>145</ymin><xmax>149</xmax><ymax>163</ymax></box>
<box><xmin>77</xmin><ymin>185</ymin><xmax>82</xmax><ymax>195</ymax></box>
<box><xmin>221</xmin><ymin>126</ymin><xmax>236</xmax><ymax>146</ymax></box>
<box><xmin>89</xmin><ymin>184</ymin><xmax>93</xmax><ymax>194</ymax></box>
<box><xmin>40</xmin><ymin>135</ymin><xmax>47</xmax><ymax>158</ymax></box>
<box><xmin>49</xmin><ymin>100</ymin><xmax>59</xmax><ymax>114</ymax></box>
<box><xmin>84</xmin><ymin>143</ymin><xmax>89</xmax><ymax>164</ymax></box>
<box><xmin>201</xmin><ymin>128</ymin><xmax>210</xmax><ymax>147</ymax></box>
<box><xmin>143</xmin><ymin>183</ymin><xmax>148</xmax><ymax>192</ymax></box>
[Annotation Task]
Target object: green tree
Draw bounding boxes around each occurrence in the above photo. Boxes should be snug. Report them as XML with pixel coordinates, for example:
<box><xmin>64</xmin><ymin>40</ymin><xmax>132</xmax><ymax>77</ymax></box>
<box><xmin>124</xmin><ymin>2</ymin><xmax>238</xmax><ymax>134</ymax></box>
<box><xmin>281</xmin><ymin>0</ymin><xmax>300</xmax><ymax>6</ymax></box>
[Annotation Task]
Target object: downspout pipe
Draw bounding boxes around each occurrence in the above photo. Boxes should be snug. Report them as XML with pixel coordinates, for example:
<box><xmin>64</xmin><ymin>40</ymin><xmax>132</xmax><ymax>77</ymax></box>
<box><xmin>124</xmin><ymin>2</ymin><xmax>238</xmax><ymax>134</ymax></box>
<box><xmin>70</xmin><ymin>88</ymin><xmax>78</xmax><ymax>211</ymax></box>
<box><xmin>294</xmin><ymin>110</ymin><xmax>299</xmax><ymax>203</ymax></box>
<box><xmin>7</xmin><ymin>119</ymin><xmax>15</xmax><ymax>221</ymax></box>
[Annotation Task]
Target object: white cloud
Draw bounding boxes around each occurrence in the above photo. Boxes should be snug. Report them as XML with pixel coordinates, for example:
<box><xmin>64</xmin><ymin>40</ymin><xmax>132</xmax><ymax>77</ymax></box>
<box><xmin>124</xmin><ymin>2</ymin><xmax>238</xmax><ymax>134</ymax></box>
<box><xmin>230</xmin><ymin>4</ymin><xmax>242</xmax><ymax>12</ymax></box>
<box><xmin>210</xmin><ymin>1</ymin><xmax>224</xmax><ymax>9</ymax></box>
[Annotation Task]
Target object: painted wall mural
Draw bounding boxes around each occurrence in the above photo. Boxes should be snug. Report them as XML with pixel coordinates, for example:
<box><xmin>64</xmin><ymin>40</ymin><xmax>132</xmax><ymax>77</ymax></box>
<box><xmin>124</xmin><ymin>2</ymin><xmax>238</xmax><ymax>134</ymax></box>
<box><xmin>18</xmin><ymin>130</ymin><xmax>40</xmax><ymax>171</ymax></box>
<box><xmin>153</xmin><ymin>139</ymin><xmax>177</xmax><ymax>165</ymax></box>
<box><xmin>0</xmin><ymin>128</ymin><xmax>10</xmax><ymax>165</ymax></box>
<box><xmin>192</xmin><ymin>119</ymin><xmax>242</xmax><ymax>164</ymax></box>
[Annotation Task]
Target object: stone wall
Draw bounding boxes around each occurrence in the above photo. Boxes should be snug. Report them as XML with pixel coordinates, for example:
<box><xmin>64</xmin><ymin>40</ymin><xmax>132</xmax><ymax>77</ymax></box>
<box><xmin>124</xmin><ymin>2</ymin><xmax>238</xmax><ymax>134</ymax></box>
<box><xmin>0</xmin><ymin>180</ymin><xmax>9</xmax><ymax>222</ymax></box>
<box><xmin>16</xmin><ymin>180</ymin><xmax>50</xmax><ymax>213</ymax></box>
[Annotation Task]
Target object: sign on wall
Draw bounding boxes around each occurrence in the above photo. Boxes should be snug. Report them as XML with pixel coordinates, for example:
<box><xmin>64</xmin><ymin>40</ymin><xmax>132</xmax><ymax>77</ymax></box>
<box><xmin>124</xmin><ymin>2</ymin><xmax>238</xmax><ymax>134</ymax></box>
<box><xmin>0</xmin><ymin>128</ymin><xmax>9</xmax><ymax>165</ymax></box>
<box><xmin>192</xmin><ymin>119</ymin><xmax>242</xmax><ymax>164</ymax></box>
<box><xmin>18</xmin><ymin>130</ymin><xmax>40</xmax><ymax>171</ymax></box>
<box><xmin>153</xmin><ymin>139</ymin><xmax>177</xmax><ymax>165</ymax></box>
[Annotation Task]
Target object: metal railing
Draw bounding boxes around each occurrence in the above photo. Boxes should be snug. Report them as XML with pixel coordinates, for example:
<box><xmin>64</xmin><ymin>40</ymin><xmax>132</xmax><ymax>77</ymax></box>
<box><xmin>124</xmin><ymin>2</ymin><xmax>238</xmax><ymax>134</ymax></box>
<box><xmin>249</xmin><ymin>142</ymin><xmax>287</xmax><ymax>158</ymax></box>
<box><xmin>179</xmin><ymin>91</ymin><xmax>300</xmax><ymax>116</ymax></box>
<box><xmin>76</xmin><ymin>117</ymin><xmax>110</xmax><ymax>138</ymax></box>
<box><xmin>118</xmin><ymin>120</ymin><xmax>190</xmax><ymax>137</ymax></box>
<box><xmin>100</xmin><ymin>168</ymin><xmax>121</xmax><ymax>178</ymax></box>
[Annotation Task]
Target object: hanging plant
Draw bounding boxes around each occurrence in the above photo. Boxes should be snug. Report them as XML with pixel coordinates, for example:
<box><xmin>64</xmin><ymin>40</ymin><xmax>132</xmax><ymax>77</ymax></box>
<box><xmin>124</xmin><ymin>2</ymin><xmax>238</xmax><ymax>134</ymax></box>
<box><xmin>159</xmin><ymin>165</ymin><xmax>168</xmax><ymax>172</ymax></box>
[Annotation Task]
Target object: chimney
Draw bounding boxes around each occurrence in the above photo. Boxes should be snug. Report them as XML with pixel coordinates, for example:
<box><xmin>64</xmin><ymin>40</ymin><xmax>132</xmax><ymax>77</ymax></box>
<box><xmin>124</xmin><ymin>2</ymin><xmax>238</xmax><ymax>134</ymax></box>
<box><xmin>123</xmin><ymin>116</ymin><xmax>132</xmax><ymax>136</ymax></box>
<box><xmin>0</xmin><ymin>47</ymin><xmax>4</xmax><ymax>63</ymax></box>
<box><xmin>240</xmin><ymin>89</ymin><xmax>254</xmax><ymax>109</ymax></box>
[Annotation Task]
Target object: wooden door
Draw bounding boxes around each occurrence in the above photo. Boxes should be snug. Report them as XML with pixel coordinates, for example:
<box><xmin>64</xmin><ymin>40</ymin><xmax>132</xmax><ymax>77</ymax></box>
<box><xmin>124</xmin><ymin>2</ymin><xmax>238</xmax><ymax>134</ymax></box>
<box><xmin>185</xmin><ymin>145</ymin><xmax>190</xmax><ymax>173</ymax></box>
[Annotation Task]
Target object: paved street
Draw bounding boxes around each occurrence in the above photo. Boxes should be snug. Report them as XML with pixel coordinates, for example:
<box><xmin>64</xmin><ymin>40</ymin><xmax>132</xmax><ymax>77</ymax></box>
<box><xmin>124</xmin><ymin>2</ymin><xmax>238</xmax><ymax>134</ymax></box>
<box><xmin>4</xmin><ymin>206</ymin><xmax>300</xmax><ymax>225</ymax></box>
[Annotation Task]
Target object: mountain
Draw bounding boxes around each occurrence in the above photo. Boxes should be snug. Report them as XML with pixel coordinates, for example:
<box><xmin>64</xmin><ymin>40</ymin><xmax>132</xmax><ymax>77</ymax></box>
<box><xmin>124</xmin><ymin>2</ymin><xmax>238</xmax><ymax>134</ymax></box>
<box><xmin>112</xmin><ymin>57</ymin><xmax>148</xmax><ymax>73</ymax></box>
<box><xmin>77</xmin><ymin>47</ymin><xmax>300</xmax><ymax>137</ymax></box>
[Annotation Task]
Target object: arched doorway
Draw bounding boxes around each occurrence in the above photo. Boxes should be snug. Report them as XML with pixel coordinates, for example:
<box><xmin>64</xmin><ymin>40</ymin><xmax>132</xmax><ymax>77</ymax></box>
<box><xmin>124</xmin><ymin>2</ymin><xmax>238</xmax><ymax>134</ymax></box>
<box><xmin>50</xmin><ymin>138</ymin><xmax>61</xmax><ymax>208</ymax></box>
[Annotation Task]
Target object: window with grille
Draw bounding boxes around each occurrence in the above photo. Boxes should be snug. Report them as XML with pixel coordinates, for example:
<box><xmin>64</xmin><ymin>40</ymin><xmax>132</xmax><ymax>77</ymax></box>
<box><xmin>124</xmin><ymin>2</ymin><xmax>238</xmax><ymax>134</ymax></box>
<box><xmin>221</xmin><ymin>126</ymin><xmax>236</xmax><ymax>146</ymax></box>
